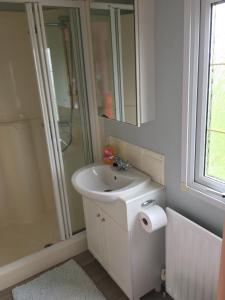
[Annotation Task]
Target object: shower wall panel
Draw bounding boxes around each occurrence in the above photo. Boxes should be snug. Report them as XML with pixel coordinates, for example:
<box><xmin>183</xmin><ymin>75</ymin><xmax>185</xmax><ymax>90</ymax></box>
<box><xmin>0</xmin><ymin>12</ymin><xmax>41</xmax><ymax>121</ymax></box>
<box><xmin>0</xmin><ymin>11</ymin><xmax>55</xmax><ymax>228</ymax></box>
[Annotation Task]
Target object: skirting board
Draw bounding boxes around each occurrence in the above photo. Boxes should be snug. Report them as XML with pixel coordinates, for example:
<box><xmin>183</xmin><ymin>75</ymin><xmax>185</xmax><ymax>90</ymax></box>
<box><xmin>0</xmin><ymin>231</ymin><xmax>87</xmax><ymax>291</ymax></box>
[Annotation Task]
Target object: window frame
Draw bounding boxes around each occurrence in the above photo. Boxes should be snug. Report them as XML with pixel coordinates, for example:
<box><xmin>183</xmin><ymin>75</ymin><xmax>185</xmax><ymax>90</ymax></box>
<box><xmin>182</xmin><ymin>0</ymin><xmax>225</xmax><ymax>207</ymax></box>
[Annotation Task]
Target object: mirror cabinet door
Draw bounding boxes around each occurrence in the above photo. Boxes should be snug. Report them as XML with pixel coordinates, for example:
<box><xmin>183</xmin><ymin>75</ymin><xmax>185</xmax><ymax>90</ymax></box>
<box><xmin>90</xmin><ymin>0</ymin><xmax>137</xmax><ymax>125</ymax></box>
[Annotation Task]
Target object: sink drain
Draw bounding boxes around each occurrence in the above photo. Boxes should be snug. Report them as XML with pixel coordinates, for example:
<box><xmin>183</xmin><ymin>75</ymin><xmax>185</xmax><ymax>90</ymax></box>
<box><xmin>104</xmin><ymin>189</ymin><xmax>113</xmax><ymax>192</ymax></box>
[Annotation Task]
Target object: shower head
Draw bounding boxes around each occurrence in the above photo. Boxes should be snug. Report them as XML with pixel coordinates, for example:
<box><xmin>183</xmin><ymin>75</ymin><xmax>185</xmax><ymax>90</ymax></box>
<box><xmin>58</xmin><ymin>16</ymin><xmax>69</xmax><ymax>23</ymax></box>
<box><xmin>45</xmin><ymin>16</ymin><xmax>69</xmax><ymax>27</ymax></box>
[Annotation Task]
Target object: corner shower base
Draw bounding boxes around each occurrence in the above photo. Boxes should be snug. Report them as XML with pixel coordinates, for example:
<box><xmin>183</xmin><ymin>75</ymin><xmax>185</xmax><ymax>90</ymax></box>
<box><xmin>0</xmin><ymin>212</ymin><xmax>60</xmax><ymax>267</ymax></box>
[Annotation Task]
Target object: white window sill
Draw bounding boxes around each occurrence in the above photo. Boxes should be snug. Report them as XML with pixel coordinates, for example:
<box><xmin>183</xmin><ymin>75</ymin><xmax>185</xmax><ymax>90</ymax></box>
<box><xmin>181</xmin><ymin>181</ymin><xmax>225</xmax><ymax>211</ymax></box>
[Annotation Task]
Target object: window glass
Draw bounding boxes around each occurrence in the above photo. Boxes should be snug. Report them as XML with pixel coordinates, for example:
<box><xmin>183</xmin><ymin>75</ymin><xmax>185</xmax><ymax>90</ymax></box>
<box><xmin>205</xmin><ymin>2</ymin><xmax>225</xmax><ymax>182</ymax></box>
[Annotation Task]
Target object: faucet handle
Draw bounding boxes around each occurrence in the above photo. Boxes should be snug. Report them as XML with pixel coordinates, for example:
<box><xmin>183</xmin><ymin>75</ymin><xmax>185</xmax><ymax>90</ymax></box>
<box><xmin>112</xmin><ymin>155</ymin><xmax>122</xmax><ymax>163</ymax></box>
<box><xmin>108</xmin><ymin>155</ymin><xmax>120</xmax><ymax>162</ymax></box>
<box><xmin>124</xmin><ymin>161</ymin><xmax>132</xmax><ymax>170</ymax></box>
<box><xmin>109</xmin><ymin>155</ymin><xmax>132</xmax><ymax>171</ymax></box>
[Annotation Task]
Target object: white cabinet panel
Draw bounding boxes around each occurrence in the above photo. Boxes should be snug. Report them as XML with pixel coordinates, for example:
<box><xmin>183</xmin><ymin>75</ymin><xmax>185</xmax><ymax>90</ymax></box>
<box><xmin>83</xmin><ymin>199</ymin><xmax>107</xmax><ymax>267</ymax></box>
<box><xmin>98</xmin><ymin>211</ymin><xmax>109</xmax><ymax>270</ymax></box>
<box><xmin>105</xmin><ymin>214</ymin><xmax>132</xmax><ymax>298</ymax></box>
<box><xmin>83</xmin><ymin>198</ymin><xmax>132</xmax><ymax>297</ymax></box>
<box><xmin>135</xmin><ymin>0</ymin><xmax>155</xmax><ymax>124</ymax></box>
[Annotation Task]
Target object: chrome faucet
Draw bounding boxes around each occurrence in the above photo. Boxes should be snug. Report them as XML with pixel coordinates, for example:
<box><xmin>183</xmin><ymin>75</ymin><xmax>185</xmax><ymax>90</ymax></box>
<box><xmin>109</xmin><ymin>155</ymin><xmax>132</xmax><ymax>171</ymax></box>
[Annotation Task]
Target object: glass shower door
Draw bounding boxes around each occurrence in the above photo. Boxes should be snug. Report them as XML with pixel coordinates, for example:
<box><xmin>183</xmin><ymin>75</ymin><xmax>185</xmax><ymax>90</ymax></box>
<box><xmin>40</xmin><ymin>5</ymin><xmax>93</xmax><ymax>235</ymax></box>
<box><xmin>0</xmin><ymin>2</ymin><xmax>61</xmax><ymax>266</ymax></box>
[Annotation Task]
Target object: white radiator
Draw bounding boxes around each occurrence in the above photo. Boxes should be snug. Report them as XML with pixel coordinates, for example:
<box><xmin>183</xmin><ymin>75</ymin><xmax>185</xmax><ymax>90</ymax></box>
<box><xmin>166</xmin><ymin>208</ymin><xmax>222</xmax><ymax>300</ymax></box>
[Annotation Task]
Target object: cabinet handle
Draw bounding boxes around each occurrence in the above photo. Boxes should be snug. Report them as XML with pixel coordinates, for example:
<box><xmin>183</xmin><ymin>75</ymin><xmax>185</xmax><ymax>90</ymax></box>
<box><xmin>96</xmin><ymin>213</ymin><xmax>100</xmax><ymax>218</ymax></box>
<box><xmin>141</xmin><ymin>200</ymin><xmax>156</xmax><ymax>207</ymax></box>
<box><xmin>101</xmin><ymin>218</ymin><xmax>105</xmax><ymax>222</ymax></box>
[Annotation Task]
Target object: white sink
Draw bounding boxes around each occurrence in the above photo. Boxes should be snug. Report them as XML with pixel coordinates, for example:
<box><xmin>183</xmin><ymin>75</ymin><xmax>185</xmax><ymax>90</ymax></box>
<box><xmin>71</xmin><ymin>163</ymin><xmax>150</xmax><ymax>202</ymax></box>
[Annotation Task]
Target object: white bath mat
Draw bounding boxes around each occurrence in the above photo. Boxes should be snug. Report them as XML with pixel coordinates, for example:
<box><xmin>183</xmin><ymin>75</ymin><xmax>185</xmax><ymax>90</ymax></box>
<box><xmin>12</xmin><ymin>260</ymin><xmax>106</xmax><ymax>300</ymax></box>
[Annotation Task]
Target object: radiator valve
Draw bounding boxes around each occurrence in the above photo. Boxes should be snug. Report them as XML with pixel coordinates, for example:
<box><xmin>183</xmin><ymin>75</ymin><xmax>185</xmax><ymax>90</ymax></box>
<box><xmin>161</xmin><ymin>269</ymin><xmax>167</xmax><ymax>298</ymax></box>
<box><xmin>161</xmin><ymin>268</ymin><xmax>166</xmax><ymax>281</ymax></box>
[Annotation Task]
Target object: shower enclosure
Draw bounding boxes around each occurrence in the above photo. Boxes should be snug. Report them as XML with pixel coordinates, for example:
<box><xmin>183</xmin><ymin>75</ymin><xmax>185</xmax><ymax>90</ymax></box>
<box><xmin>0</xmin><ymin>1</ymin><xmax>93</xmax><ymax>267</ymax></box>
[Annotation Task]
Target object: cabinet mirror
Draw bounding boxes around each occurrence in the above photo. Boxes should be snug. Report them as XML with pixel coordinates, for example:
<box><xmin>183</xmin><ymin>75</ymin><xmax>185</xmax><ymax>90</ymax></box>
<box><xmin>90</xmin><ymin>0</ymin><xmax>137</xmax><ymax>125</ymax></box>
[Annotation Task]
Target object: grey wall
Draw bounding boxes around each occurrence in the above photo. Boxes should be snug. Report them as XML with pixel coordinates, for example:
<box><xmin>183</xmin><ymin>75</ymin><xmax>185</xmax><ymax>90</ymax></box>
<box><xmin>102</xmin><ymin>0</ymin><xmax>225</xmax><ymax>236</ymax></box>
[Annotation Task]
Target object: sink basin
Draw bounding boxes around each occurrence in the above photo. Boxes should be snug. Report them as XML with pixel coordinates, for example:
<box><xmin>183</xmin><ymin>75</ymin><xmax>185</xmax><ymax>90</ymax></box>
<box><xmin>71</xmin><ymin>163</ymin><xmax>150</xmax><ymax>202</ymax></box>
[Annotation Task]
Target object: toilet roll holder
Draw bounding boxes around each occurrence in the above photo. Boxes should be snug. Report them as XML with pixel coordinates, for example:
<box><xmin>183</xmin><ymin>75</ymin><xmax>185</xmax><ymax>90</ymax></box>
<box><xmin>141</xmin><ymin>199</ymin><xmax>156</xmax><ymax>207</ymax></box>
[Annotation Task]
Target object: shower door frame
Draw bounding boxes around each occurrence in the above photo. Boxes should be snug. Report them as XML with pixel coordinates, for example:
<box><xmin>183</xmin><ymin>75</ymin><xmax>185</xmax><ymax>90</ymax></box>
<box><xmin>30</xmin><ymin>0</ymin><xmax>101</xmax><ymax>239</ymax></box>
<box><xmin>0</xmin><ymin>0</ymin><xmax>101</xmax><ymax>240</ymax></box>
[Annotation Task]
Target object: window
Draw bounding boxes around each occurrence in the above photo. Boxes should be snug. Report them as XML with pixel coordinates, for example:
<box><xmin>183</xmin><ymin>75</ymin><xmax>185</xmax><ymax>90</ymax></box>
<box><xmin>204</xmin><ymin>2</ymin><xmax>225</xmax><ymax>182</ymax></box>
<box><xmin>182</xmin><ymin>0</ymin><xmax>225</xmax><ymax>204</ymax></box>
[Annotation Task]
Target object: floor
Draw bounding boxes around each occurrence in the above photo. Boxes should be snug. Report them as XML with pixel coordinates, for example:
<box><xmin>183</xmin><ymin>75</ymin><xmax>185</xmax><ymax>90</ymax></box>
<box><xmin>0</xmin><ymin>250</ymin><xmax>172</xmax><ymax>300</ymax></box>
<box><xmin>0</xmin><ymin>212</ymin><xmax>59</xmax><ymax>267</ymax></box>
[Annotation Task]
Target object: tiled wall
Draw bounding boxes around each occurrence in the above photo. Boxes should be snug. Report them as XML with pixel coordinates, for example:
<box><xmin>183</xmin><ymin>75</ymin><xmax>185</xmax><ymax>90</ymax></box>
<box><xmin>106</xmin><ymin>136</ymin><xmax>165</xmax><ymax>185</ymax></box>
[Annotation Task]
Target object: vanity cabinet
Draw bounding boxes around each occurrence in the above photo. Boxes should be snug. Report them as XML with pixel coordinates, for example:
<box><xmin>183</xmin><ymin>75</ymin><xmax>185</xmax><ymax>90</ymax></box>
<box><xmin>83</xmin><ymin>183</ymin><xmax>165</xmax><ymax>300</ymax></box>
<box><xmin>83</xmin><ymin>198</ymin><xmax>132</xmax><ymax>298</ymax></box>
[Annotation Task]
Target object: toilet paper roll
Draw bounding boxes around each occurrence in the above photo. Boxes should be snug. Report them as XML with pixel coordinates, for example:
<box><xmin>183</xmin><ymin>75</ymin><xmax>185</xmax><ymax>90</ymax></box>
<box><xmin>138</xmin><ymin>205</ymin><xmax>167</xmax><ymax>233</ymax></box>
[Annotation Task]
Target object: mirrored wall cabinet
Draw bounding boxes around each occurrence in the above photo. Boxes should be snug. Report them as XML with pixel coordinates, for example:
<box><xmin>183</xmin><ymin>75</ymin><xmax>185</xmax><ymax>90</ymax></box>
<box><xmin>90</xmin><ymin>0</ymin><xmax>155</xmax><ymax>126</ymax></box>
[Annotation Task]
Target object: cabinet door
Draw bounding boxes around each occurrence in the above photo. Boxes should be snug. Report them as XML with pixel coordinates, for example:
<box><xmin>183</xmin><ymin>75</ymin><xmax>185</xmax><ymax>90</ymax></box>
<box><xmin>83</xmin><ymin>199</ymin><xmax>102</xmax><ymax>262</ymax></box>
<box><xmin>105</xmin><ymin>216</ymin><xmax>132</xmax><ymax>298</ymax></box>
<box><xmin>83</xmin><ymin>199</ymin><xmax>108</xmax><ymax>268</ymax></box>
